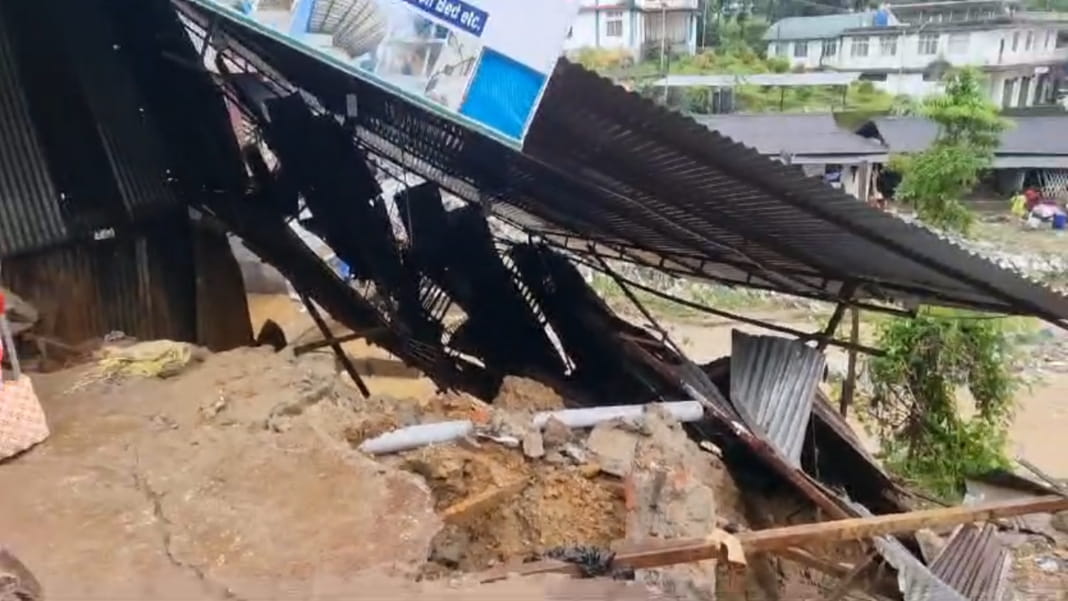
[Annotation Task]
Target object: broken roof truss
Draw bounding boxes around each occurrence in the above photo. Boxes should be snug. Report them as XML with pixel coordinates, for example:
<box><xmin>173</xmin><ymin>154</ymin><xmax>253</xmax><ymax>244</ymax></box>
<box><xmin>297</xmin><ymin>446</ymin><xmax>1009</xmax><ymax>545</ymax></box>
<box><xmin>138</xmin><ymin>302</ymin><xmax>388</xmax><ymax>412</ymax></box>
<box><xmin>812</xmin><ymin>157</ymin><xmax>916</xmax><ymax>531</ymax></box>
<box><xmin>176</xmin><ymin>0</ymin><xmax>1068</xmax><ymax>328</ymax></box>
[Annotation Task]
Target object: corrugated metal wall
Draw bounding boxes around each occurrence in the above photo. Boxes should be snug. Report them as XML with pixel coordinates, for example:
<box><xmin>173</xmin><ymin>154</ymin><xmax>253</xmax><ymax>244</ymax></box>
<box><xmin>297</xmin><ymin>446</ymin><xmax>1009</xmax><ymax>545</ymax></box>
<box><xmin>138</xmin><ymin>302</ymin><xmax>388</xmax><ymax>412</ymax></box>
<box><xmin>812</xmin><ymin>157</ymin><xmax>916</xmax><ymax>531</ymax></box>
<box><xmin>0</xmin><ymin>0</ymin><xmax>252</xmax><ymax>349</ymax></box>
<box><xmin>4</xmin><ymin>221</ymin><xmax>197</xmax><ymax>345</ymax></box>
<box><xmin>0</xmin><ymin>4</ymin><xmax>66</xmax><ymax>256</ymax></box>
<box><xmin>0</xmin><ymin>0</ymin><xmax>183</xmax><ymax>259</ymax></box>
<box><xmin>5</xmin><ymin>218</ymin><xmax>253</xmax><ymax>349</ymax></box>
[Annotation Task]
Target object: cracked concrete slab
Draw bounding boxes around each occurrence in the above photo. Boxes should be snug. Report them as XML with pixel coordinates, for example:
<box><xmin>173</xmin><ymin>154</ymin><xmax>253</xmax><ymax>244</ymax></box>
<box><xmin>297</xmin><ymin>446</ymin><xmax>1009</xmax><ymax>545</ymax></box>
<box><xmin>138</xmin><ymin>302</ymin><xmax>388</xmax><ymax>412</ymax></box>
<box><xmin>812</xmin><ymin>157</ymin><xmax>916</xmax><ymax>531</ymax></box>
<box><xmin>0</xmin><ymin>347</ymin><xmax>441</xmax><ymax>600</ymax></box>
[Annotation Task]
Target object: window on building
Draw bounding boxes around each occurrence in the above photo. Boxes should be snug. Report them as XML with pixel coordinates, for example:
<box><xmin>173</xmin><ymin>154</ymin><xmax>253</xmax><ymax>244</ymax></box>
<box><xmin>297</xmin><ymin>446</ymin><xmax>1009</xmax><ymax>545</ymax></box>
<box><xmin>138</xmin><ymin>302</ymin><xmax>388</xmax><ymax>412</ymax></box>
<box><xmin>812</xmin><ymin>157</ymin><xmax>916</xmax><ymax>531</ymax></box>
<box><xmin>1046</xmin><ymin>30</ymin><xmax>1054</xmax><ymax>49</ymax></box>
<box><xmin>859</xmin><ymin>72</ymin><xmax>888</xmax><ymax>81</ymax></box>
<box><xmin>1018</xmin><ymin>76</ymin><xmax>1032</xmax><ymax>106</ymax></box>
<box><xmin>851</xmin><ymin>36</ymin><xmax>870</xmax><ymax>57</ymax></box>
<box><xmin>777</xmin><ymin>42</ymin><xmax>789</xmax><ymax>56</ymax></box>
<box><xmin>880</xmin><ymin>36</ymin><xmax>897</xmax><ymax>56</ymax></box>
<box><xmin>794</xmin><ymin>40</ymin><xmax>808</xmax><ymax>57</ymax></box>
<box><xmin>822</xmin><ymin>39</ymin><xmax>838</xmax><ymax>56</ymax></box>
<box><xmin>1059</xmin><ymin>32</ymin><xmax>1068</xmax><ymax>48</ymax></box>
<box><xmin>1026</xmin><ymin>30</ymin><xmax>1034</xmax><ymax>50</ymax></box>
<box><xmin>566</xmin><ymin>26</ymin><xmax>573</xmax><ymax>39</ymax></box>
<box><xmin>1002</xmin><ymin>78</ymin><xmax>1016</xmax><ymax>107</ymax></box>
<box><xmin>918</xmin><ymin>33</ymin><xmax>939</xmax><ymax>55</ymax></box>
<box><xmin>605</xmin><ymin>11</ymin><xmax>623</xmax><ymax>38</ymax></box>
<box><xmin>1012</xmin><ymin>31</ymin><xmax>1020</xmax><ymax>51</ymax></box>
<box><xmin>948</xmin><ymin>32</ymin><xmax>969</xmax><ymax>54</ymax></box>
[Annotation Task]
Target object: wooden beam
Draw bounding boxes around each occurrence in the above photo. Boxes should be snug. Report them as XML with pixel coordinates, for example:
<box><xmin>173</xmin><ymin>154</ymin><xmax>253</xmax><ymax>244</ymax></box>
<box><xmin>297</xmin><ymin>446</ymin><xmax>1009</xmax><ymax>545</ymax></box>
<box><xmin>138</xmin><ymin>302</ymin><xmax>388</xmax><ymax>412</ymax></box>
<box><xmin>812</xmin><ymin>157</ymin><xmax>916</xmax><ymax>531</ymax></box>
<box><xmin>292</xmin><ymin>327</ymin><xmax>386</xmax><ymax>356</ymax></box>
<box><xmin>740</xmin><ymin>494</ymin><xmax>1068</xmax><ymax>552</ymax></box>
<box><xmin>478</xmin><ymin>494</ymin><xmax>1068</xmax><ymax>582</ymax></box>
<box><xmin>299</xmin><ymin>294</ymin><xmax>370</xmax><ymax>398</ymax></box>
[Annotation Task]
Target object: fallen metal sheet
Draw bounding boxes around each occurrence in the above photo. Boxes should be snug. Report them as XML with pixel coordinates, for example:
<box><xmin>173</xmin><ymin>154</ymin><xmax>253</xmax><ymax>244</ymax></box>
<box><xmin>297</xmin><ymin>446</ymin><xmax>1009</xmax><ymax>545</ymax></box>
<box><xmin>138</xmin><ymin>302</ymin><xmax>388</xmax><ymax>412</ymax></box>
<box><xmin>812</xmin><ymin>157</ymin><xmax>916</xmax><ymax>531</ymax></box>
<box><xmin>846</xmin><ymin>501</ymin><xmax>970</xmax><ymax>601</ymax></box>
<box><xmin>872</xmin><ymin>535</ymin><xmax>970</xmax><ymax>601</ymax></box>
<box><xmin>930</xmin><ymin>524</ymin><xmax>1013</xmax><ymax>601</ymax></box>
<box><xmin>729</xmin><ymin>330</ymin><xmax>825</xmax><ymax>465</ymax></box>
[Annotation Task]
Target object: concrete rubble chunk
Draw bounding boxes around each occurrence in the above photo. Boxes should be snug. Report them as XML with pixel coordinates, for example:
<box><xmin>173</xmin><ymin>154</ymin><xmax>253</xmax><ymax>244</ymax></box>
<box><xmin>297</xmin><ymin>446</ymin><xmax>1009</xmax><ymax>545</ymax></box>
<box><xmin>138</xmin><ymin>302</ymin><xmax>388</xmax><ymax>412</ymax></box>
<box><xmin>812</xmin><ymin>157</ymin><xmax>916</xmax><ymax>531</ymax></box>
<box><xmin>522</xmin><ymin>431</ymin><xmax>546</xmax><ymax>459</ymax></box>
<box><xmin>586</xmin><ymin>422</ymin><xmax>640</xmax><ymax>478</ymax></box>
<box><xmin>541</xmin><ymin>416</ymin><xmax>572</xmax><ymax>448</ymax></box>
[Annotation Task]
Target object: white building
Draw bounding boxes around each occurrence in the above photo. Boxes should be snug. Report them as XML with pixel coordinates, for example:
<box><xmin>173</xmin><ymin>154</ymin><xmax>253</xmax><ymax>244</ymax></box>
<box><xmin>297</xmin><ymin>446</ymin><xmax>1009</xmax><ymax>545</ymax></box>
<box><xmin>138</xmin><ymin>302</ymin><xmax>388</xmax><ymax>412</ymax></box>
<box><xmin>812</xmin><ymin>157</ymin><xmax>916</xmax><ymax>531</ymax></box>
<box><xmin>764</xmin><ymin>0</ymin><xmax>1068</xmax><ymax>108</ymax></box>
<box><xmin>562</xmin><ymin>0</ymin><xmax>701</xmax><ymax>60</ymax></box>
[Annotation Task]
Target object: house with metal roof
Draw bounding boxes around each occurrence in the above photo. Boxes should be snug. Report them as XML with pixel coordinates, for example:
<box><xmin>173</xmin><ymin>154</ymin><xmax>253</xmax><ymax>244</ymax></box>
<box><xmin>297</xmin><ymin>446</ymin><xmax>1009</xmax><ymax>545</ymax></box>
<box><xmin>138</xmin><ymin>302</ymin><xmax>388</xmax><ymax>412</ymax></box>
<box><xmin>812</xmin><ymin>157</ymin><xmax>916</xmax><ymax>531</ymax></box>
<box><xmin>693</xmin><ymin>113</ymin><xmax>888</xmax><ymax>199</ymax></box>
<box><xmin>561</xmin><ymin>0</ymin><xmax>700</xmax><ymax>59</ymax></box>
<box><xmin>857</xmin><ymin>114</ymin><xmax>1068</xmax><ymax>193</ymax></box>
<box><xmin>765</xmin><ymin>0</ymin><xmax>1068</xmax><ymax>109</ymax></box>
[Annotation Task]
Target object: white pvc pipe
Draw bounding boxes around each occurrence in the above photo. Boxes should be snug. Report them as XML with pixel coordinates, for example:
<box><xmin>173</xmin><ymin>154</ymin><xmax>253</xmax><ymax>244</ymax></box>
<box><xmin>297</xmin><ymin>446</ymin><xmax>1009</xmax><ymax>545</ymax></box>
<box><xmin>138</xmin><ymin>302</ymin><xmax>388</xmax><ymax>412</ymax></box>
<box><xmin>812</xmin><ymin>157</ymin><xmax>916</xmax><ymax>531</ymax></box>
<box><xmin>531</xmin><ymin>401</ymin><xmax>704</xmax><ymax>430</ymax></box>
<box><xmin>358</xmin><ymin>401</ymin><xmax>705</xmax><ymax>456</ymax></box>
<box><xmin>358</xmin><ymin>420</ymin><xmax>474</xmax><ymax>455</ymax></box>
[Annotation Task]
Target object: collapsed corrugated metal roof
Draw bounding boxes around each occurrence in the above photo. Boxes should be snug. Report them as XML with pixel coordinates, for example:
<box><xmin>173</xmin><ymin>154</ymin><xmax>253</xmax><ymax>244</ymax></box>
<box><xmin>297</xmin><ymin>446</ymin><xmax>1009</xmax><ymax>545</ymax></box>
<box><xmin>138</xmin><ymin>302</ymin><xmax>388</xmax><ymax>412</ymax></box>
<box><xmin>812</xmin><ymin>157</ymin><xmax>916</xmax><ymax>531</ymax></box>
<box><xmin>175</xmin><ymin>0</ymin><xmax>1068</xmax><ymax>326</ymax></box>
<box><xmin>729</xmin><ymin>331</ymin><xmax>825</xmax><ymax>466</ymax></box>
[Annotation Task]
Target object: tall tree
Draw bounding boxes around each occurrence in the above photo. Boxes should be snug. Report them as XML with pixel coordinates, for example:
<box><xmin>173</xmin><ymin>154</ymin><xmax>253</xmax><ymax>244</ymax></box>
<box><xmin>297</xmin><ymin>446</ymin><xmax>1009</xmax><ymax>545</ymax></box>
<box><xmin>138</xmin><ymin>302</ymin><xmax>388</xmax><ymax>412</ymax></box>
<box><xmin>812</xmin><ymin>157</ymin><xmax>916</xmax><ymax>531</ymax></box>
<box><xmin>890</xmin><ymin>68</ymin><xmax>1009</xmax><ymax>234</ymax></box>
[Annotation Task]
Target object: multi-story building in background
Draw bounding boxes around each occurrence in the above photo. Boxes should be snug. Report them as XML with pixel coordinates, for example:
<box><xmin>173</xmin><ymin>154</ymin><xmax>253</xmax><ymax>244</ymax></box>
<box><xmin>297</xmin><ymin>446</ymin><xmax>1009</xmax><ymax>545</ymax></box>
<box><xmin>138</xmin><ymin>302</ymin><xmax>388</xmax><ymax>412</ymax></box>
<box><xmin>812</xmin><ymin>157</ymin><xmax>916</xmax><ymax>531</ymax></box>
<box><xmin>562</xmin><ymin>0</ymin><xmax>701</xmax><ymax>60</ymax></box>
<box><xmin>764</xmin><ymin>0</ymin><xmax>1068</xmax><ymax>108</ymax></box>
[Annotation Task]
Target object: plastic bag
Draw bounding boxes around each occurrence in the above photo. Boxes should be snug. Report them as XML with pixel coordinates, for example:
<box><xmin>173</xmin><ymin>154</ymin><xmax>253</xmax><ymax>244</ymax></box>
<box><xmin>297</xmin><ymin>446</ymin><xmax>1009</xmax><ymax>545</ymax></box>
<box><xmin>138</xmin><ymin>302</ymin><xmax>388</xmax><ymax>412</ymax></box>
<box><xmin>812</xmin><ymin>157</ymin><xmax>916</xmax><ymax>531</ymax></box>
<box><xmin>0</xmin><ymin>375</ymin><xmax>48</xmax><ymax>460</ymax></box>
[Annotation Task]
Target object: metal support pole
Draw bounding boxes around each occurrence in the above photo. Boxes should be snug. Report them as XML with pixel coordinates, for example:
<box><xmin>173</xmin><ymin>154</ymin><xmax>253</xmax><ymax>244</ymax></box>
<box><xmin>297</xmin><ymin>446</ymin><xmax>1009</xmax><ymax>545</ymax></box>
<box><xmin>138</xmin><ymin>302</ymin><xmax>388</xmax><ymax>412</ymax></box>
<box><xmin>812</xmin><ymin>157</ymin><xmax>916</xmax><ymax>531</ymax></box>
<box><xmin>840</xmin><ymin>306</ymin><xmax>860</xmax><ymax>417</ymax></box>
<box><xmin>299</xmin><ymin>294</ymin><xmax>371</xmax><ymax>399</ymax></box>
<box><xmin>199</xmin><ymin>16</ymin><xmax>221</xmax><ymax>60</ymax></box>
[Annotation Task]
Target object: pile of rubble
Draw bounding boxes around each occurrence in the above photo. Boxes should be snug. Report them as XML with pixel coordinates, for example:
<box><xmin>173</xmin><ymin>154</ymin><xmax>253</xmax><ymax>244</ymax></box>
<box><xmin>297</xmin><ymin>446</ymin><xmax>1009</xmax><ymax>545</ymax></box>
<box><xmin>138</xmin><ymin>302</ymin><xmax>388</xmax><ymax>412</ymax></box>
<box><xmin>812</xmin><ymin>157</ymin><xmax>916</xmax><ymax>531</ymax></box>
<box><xmin>4</xmin><ymin>337</ymin><xmax>1067</xmax><ymax>600</ymax></box>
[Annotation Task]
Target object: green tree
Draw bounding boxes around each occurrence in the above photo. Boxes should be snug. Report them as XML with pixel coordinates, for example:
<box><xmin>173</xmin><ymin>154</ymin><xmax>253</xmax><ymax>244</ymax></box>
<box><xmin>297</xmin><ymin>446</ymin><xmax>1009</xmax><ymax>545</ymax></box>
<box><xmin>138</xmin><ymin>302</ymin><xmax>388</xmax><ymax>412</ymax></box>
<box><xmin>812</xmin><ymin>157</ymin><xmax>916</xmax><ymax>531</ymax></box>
<box><xmin>866</xmin><ymin>309</ymin><xmax>1020</xmax><ymax>500</ymax></box>
<box><xmin>890</xmin><ymin>68</ymin><xmax>1009</xmax><ymax>234</ymax></box>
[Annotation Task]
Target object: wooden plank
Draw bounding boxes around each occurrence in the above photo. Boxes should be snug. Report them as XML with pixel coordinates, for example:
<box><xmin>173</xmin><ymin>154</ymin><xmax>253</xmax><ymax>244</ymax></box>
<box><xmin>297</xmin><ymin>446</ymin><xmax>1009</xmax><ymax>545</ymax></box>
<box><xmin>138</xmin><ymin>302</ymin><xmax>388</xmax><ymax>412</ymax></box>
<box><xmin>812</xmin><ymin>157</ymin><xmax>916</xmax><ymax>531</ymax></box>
<box><xmin>441</xmin><ymin>479</ymin><xmax>527</xmax><ymax>524</ymax></box>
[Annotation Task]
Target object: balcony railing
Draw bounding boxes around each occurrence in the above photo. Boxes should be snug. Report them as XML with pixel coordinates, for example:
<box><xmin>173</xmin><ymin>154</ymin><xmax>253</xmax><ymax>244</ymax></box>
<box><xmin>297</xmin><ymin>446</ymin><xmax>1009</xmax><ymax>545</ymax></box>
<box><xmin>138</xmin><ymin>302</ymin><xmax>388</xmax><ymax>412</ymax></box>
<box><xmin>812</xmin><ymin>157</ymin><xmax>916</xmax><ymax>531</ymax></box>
<box><xmin>633</xmin><ymin>0</ymin><xmax>699</xmax><ymax>11</ymax></box>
